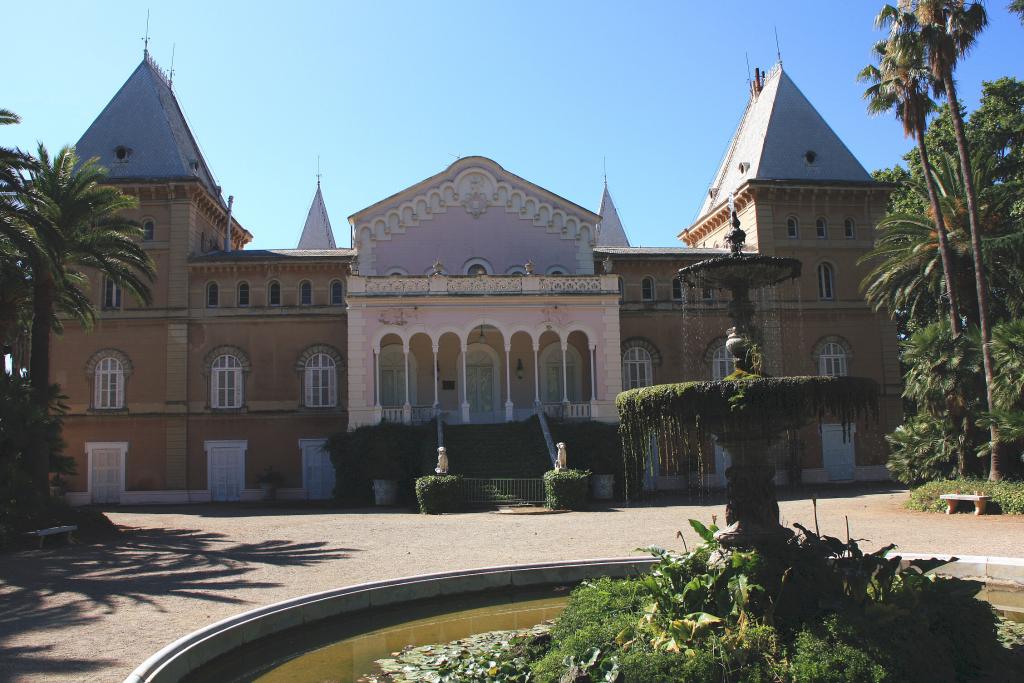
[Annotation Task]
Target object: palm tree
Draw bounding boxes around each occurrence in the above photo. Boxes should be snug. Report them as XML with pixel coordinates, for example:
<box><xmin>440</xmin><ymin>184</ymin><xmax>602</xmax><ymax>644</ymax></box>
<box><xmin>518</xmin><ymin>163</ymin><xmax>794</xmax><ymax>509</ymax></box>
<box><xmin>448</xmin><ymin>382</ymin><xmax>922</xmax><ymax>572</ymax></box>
<box><xmin>910</xmin><ymin>0</ymin><xmax>1005</xmax><ymax>479</ymax></box>
<box><xmin>858</xmin><ymin>27</ymin><xmax>963</xmax><ymax>335</ymax></box>
<box><xmin>24</xmin><ymin>145</ymin><xmax>156</xmax><ymax>496</ymax></box>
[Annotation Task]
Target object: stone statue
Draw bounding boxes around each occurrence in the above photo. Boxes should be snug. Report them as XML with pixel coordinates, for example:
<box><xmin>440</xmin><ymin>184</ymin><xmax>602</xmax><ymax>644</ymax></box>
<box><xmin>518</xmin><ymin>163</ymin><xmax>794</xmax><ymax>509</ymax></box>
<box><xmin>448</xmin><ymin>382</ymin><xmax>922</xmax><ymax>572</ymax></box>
<box><xmin>435</xmin><ymin>447</ymin><xmax>448</xmax><ymax>474</ymax></box>
<box><xmin>524</xmin><ymin>260</ymin><xmax>535</xmax><ymax>275</ymax></box>
<box><xmin>555</xmin><ymin>442</ymin><xmax>568</xmax><ymax>470</ymax></box>
<box><xmin>602</xmin><ymin>255</ymin><xmax>613</xmax><ymax>274</ymax></box>
<box><xmin>430</xmin><ymin>259</ymin><xmax>445</xmax><ymax>276</ymax></box>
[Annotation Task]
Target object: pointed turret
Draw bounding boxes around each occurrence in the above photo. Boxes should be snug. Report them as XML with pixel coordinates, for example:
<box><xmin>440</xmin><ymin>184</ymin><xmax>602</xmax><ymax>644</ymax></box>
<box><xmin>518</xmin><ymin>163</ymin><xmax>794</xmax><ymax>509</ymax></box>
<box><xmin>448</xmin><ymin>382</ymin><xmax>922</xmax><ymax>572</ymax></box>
<box><xmin>597</xmin><ymin>182</ymin><xmax>631</xmax><ymax>247</ymax></box>
<box><xmin>697</xmin><ymin>64</ymin><xmax>870</xmax><ymax>218</ymax></box>
<box><xmin>297</xmin><ymin>182</ymin><xmax>336</xmax><ymax>249</ymax></box>
<box><xmin>76</xmin><ymin>54</ymin><xmax>225</xmax><ymax>206</ymax></box>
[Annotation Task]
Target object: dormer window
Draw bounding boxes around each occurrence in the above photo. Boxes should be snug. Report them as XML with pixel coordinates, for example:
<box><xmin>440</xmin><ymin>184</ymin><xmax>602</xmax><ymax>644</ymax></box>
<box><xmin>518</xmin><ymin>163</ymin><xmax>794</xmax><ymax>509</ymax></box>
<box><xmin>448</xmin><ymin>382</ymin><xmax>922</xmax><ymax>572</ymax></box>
<box><xmin>113</xmin><ymin>146</ymin><xmax>131</xmax><ymax>162</ymax></box>
<box><xmin>804</xmin><ymin>150</ymin><xmax>817</xmax><ymax>164</ymax></box>
<box><xmin>737</xmin><ymin>162</ymin><xmax>750</xmax><ymax>174</ymax></box>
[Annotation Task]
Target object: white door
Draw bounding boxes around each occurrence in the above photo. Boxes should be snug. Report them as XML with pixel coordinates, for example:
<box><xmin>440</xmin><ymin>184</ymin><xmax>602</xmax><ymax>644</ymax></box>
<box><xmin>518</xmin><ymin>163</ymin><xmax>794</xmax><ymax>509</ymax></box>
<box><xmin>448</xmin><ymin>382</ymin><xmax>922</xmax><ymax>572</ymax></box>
<box><xmin>209</xmin><ymin>445</ymin><xmax>244</xmax><ymax>501</ymax></box>
<box><xmin>822</xmin><ymin>424</ymin><xmax>856</xmax><ymax>481</ymax></box>
<box><xmin>302</xmin><ymin>440</ymin><xmax>335</xmax><ymax>500</ymax></box>
<box><xmin>91</xmin><ymin>448</ymin><xmax>122</xmax><ymax>504</ymax></box>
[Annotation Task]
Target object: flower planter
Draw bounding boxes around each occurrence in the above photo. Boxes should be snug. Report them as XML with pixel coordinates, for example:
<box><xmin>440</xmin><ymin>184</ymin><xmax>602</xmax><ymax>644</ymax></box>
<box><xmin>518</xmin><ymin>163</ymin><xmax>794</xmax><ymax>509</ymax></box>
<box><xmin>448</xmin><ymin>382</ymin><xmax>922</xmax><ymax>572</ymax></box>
<box><xmin>259</xmin><ymin>483</ymin><xmax>278</xmax><ymax>501</ymax></box>
<box><xmin>373</xmin><ymin>479</ymin><xmax>398</xmax><ymax>506</ymax></box>
<box><xmin>590</xmin><ymin>474</ymin><xmax>614</xmax><ymax>500</ymax></box>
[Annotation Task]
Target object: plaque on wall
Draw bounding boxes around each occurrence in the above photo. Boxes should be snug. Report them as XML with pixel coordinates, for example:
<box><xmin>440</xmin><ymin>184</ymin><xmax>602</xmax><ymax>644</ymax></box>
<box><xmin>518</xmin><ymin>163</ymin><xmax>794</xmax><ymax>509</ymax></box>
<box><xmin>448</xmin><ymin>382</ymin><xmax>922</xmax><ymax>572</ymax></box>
<box><xmin>442</xmin><ymin>380</ymin><xmax>456</xmax><ymax>391</ymax></box>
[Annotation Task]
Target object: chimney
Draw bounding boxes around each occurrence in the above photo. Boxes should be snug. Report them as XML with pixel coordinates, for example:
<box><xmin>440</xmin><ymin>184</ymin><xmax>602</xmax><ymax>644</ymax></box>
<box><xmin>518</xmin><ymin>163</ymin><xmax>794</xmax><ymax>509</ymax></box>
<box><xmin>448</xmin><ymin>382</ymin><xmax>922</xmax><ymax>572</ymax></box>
<box><xmin>224</xmin><ymin>195</ymin><xmax>234</xmax><ymax>252</ymax></box>
<box><xmin>753</xmin><ymin>67</ymin><xmax>762</xmax><ymax>96</ymax></box>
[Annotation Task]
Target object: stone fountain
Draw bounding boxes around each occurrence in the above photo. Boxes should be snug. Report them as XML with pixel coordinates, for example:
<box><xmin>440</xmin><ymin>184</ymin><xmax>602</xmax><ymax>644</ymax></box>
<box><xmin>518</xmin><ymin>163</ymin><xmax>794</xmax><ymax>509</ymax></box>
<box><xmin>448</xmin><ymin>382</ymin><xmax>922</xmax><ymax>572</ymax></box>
<box><xmin>617</xmin><ymin>196</ymin><xmax>877</xmax><ymax>549</ymax></box>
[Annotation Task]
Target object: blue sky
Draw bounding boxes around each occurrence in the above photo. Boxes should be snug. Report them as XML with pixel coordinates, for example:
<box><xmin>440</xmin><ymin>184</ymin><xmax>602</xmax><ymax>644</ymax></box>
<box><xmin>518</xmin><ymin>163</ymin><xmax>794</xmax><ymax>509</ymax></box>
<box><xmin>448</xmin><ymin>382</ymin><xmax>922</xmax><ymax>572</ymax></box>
<box><xmin>5</xmin><ymin>2</ymin><xmax>1023</xmax><ymax>249</ymax></box>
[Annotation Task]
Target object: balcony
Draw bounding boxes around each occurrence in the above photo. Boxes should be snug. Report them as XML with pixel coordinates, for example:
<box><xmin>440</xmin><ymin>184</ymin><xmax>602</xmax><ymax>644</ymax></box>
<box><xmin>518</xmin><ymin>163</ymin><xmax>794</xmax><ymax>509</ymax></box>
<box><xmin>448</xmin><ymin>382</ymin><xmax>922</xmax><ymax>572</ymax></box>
<box><xmin>347</xmin><ymin>273</ymin><xmax>618</xmax><ymax>298</ymax></box>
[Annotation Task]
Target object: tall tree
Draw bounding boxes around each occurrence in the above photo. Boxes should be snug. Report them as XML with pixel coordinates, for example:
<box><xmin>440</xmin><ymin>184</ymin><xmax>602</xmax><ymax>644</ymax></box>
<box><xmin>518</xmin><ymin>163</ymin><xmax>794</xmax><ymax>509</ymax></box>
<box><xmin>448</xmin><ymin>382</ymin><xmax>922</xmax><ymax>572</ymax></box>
<box><xmin>24</xmin><ymin>145</ymin><xmax>155</xmax><ymax>496</ymax></box>
<box><xmin>912</xmin><ymin>0</ymin><xmax>1005</xmax><ymax>479</ymax></box>
<box><xmin>859</xmin><ymin>26</ymin><xmax>964</xmax><ymax>335</ymax></box>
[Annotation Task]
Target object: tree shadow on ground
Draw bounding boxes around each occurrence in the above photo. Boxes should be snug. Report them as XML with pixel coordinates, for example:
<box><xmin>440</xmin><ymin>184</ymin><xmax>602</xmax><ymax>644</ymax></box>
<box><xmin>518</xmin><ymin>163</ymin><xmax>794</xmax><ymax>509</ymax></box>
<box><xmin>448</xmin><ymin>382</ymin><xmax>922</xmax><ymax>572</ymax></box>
<box><xmin>0</xmin><ymin>527</ymin><xmax>357</xmax><ymax>679</ymax></box>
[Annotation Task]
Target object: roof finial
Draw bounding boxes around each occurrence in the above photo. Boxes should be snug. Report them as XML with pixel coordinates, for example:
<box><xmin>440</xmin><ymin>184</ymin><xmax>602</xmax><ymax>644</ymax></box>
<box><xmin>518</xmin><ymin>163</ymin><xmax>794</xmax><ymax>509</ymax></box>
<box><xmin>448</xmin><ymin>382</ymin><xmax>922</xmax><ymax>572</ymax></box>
<box><xmin>316</xmin><ymin>155</ymin><xmax>321</xmax><ymax>187</ymax></box>
<box><xmin>142</xmin><ymin>9</ymin><xmax>150</xmax><ymax>57</ymax></box>
<box><xmin>774</xmin><ymin>26</ymin><xmax>783</xmax><ymax>66</ymax></box>
<box><xmin>603</xmin><ymin>156</ymin><xmax>607</xmax><ymax>188</ymax></box>
<box><xmin>168</xmin><ymin>43</ymin><xmax>175</xmax><ymax>89</ymax></box>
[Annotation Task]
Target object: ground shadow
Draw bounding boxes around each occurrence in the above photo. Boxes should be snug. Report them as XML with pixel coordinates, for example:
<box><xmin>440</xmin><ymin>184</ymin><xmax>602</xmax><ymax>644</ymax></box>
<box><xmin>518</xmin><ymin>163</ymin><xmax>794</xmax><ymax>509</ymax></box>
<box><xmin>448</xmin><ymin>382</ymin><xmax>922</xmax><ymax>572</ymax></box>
<box><xmin>0</xmin><ymin>526</ymin><xmax>357</xmax><ymax>679</ymax></box>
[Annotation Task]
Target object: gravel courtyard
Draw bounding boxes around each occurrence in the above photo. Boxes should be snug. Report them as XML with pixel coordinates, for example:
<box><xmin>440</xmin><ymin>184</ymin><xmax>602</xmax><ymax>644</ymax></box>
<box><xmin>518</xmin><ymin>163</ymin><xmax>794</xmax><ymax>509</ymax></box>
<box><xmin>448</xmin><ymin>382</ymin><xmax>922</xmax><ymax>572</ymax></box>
<box><xmin>2</xmin><ymin>485</ymin><xmax>1023</xmax><ymax>682</ymax></box>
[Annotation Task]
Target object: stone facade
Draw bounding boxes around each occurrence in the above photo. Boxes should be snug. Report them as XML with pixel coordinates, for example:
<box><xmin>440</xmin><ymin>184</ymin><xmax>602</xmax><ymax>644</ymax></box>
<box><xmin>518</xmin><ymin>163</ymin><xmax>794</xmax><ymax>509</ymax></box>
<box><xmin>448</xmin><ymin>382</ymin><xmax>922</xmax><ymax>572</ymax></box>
<box><xmin>51</xmin><ymin>59</ymin><xmax>901</xmax><ymax>504</ymax></box>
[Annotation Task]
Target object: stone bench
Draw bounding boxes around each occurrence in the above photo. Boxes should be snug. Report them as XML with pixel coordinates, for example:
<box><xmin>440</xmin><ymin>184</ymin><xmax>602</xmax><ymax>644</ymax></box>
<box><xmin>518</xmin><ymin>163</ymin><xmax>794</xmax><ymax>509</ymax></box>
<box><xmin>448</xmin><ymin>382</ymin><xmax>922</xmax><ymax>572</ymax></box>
<box><xmin>24</xmin><ymin>525</ymin><xmax>77</xmax><ymax>548</ymax></box>
<box><xmin>940</xmin><ymin>494</ymin><xmax>991</xmax><ymax>516</ymax></box>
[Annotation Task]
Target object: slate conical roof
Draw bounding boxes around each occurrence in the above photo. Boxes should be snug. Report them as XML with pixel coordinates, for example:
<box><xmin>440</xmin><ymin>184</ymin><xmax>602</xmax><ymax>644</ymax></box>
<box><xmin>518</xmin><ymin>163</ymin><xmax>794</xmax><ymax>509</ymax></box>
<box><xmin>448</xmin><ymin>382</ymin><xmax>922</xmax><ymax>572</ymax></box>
<box><xmin>698</xmin><ymin>65</ymin><xmax>871</xmax><ymax>218</ymax></box>
<box><xmin>297</xmin><ymin>182</ymin><xmax>336</xmax><ymax>249</ymax></box>
<box><xmin>75</xmin><ymin>54</ymin><xmax>225</xmax><ymax>206</ymax></box>
<box><xmin>597</xmin><ymin>182</ymin><xmax>631</xmax><ymax>247</ymax></box>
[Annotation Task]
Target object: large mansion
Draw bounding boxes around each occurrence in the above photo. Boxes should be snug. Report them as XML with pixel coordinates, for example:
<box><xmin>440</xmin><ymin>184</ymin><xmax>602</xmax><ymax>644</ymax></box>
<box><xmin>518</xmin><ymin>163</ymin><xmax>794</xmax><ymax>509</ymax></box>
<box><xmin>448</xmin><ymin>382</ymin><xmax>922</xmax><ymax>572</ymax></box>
<box><xmin>53</xmin><ymin>56</ymin><xmax>901</xmax><ymax>505</ymax></box>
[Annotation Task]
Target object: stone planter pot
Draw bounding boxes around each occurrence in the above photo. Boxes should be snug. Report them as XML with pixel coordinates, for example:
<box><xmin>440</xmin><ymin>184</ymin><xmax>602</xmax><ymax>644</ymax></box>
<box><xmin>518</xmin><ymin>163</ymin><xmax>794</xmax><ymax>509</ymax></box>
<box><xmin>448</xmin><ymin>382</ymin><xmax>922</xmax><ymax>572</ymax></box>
<box><xmin>49</xmin><ymin>486</ymin><xmax>66</xmax><ymax>499</ymax></box>
<box><xmin>373</xmin><ymin>479</ymin><xmax>398</xmax><ymax>506</ymax></box>
<box><xmin>590</xmin><ymin>474</ymin><xmax>614</xmax><ymax>500</ymax></box>
<box><xmin>259</xmin><ymin>483</ymin><xmax>278</xmax><ymax>501</ymax></box>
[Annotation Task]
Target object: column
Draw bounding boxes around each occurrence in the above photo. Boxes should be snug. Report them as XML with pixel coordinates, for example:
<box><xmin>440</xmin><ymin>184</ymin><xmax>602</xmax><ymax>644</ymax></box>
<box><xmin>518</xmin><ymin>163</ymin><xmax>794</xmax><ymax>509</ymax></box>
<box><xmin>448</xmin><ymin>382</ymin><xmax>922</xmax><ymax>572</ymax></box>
<box><xmin>504</xmin><ymin>343</ymin><xmax>514</xmax><ymax>422</ymax></box>
<box><xmin>372</xmin><ymin>347</ymin><xmax>381</xmax><ymax>425</ymax></box>
<box><xmin>533</xmin><ymin>343</ymin><xmax>540</xmax><ymax>405</ymax></box>
<box><xmin>560</xmin><ymin>343</ymin><xmax>569</xmax><ymax>405</ymax></box>
<box><xmin>431</xmin><ymin>344</ymin><xmax>439</xmax><ymax>414</ymax></box>
<box><xmin>402</xmin><ymin>343</ymin><xmax>411</xmax><ymax>424</ymax></box>
<box><xmin>460</xmin><ymin>341</ymin><xmax>470</xmax><ymax>423</ymax></box>
<box><xmin>589</xmin><ymin>344</ymin><xmax>597</xmax><ymax>401</ymax></box>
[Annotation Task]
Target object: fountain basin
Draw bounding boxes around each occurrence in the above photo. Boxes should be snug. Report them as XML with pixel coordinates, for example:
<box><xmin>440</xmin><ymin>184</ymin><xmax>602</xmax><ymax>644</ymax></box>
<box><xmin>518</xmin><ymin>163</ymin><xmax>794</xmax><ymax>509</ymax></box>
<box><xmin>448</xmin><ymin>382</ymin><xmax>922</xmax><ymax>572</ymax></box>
<box><xmin>678</xmin><ymin>252</ymin><xmax>801</xmax><ymax>291</ymax></box>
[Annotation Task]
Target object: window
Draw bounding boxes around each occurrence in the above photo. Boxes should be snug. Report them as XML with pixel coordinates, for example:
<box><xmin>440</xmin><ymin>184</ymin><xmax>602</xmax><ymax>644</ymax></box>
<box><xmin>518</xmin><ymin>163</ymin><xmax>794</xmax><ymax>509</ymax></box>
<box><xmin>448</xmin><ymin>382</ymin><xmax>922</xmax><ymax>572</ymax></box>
<box><xmin>142</xmin><ymin>219</ymin><xmax>155</xmax><ymax>241</ymax></box>
<box><xmin>844</xmin><ymin>218</ymin><xmax>855</xmax><ymax>239</ymax></box>
<box><xmin>94</xmin><ymin>357</ymin><xmax>124</xmax><ymax>409</ymax></box>
<box><xmin>304</xmin><ymin>353</ymin><xmax>337</xmax><ymax>407</ymax></box>
<box><xmin>330</xmin><ymin>280</ymin><xmax>343</xmax><ymax>305</ymax></box>
<box><xmin>103</xmin><ymin>278</ymin><xmax>122</xmax><ymax>310</ymax></box>
<box><xmin>819</xmin><ymin>342</ymin><xmax>849</xmax><ymax>377</ymax></box>
<box><xmin>206</xmin><ymin>282</ymin><xmax>219</xmax><ymax>308</ymax></box>
<box><xmin>711</xmin><ymin>343</ymin><xmax>735</xmax><ymax>380</ymax></box>
<box><xmin>299</xmin><ymin>280</ymin><xmax>313</xmax><ymax>305</ymax></box>
<box><xmin>641</xmin><ymin>277</ymin><xmax>655</xmax><ymax>302</ymax></box>
<box><xmin>702</xmin><ymin>287</ymin><xmax>716</xmax><ymax>304</ymax></box>
<box><xmin>237</xmin><ymin>282</ymin><xmax>250</xmax><ymax>307</ymax></box>
<box><xmin>211</xmin><ymin>355</ymin><xmax>243</xmax><ymax>408</ymax></box>
<box><xmin>268</xmin><ymin>281</ymin><xmax>281</xmax><ymax>306</ymax></box>
<box><xmin>672</xmin><ymin>277</ymin><xmax>683</xmax><ymax>301</ymax></box>
<box><xmin>817</xmin><ymin>263</ymin><xmax>835</xmax><ymax>301</ymax></box>
<box><xmin>546</xmin><ymin>266</ymin><xmax>567</xmax><ymax>275</ymax></box>
<box><xmin>385</xmin><ymin>267</ymin><xmax>408</xmax><ymax>276</ymax></box>
<box><xmin>618</xmin><ymin>277</ymin><xmax>625</xmax><ymax>303</ymax></box>
<box><xmin>622</xmin><ymin>347</ymin><xmax>653</xmax><ymax>390</ymax></box>
<box><xmin>467</xmin><ymin>264</ymin><xmax>488</xmax><ymax>276</ymax></box>
<box><xmin>815</xmin><ymin>217</ymin><xmax>828</xmax><ymax>239</ymax></box>
<box><xmin>786</xmin><ymin>216</ymin><xmax>799</xmax><ymax>239</ymax></box>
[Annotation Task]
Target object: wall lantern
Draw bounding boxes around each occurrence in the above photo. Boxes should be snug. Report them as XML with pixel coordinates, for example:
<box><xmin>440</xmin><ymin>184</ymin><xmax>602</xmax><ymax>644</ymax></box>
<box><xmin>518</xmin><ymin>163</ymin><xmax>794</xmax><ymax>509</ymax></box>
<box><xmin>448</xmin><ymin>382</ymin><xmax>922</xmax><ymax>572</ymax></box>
<box><xmin>515</xmin><ymin>358</ymin><xmax>524</xmax><ymax>380</ymax></box>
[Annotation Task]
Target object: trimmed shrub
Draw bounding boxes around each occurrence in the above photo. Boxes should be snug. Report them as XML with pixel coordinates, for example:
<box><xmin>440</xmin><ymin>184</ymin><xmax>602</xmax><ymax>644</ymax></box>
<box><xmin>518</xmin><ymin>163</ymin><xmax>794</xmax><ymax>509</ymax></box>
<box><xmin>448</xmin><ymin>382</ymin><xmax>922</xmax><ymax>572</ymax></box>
<box><xmin>907</xmin><ymin>478</ymin><xmax>1024</xmax><ymax>514</ymax></box>
<box><xmin>415</xmin><ymin>475</ymin><xmax>464</xmax><ymax>514</ymax></box>
<box><xmin>543</xmin><ymin>468</ymin><xmax>589</xmax><ymax>510</ymax></box>
<box><xmin>327</xmin><ymin>422</ymin><xmax>433</xmax><ymax>507</ymax></box>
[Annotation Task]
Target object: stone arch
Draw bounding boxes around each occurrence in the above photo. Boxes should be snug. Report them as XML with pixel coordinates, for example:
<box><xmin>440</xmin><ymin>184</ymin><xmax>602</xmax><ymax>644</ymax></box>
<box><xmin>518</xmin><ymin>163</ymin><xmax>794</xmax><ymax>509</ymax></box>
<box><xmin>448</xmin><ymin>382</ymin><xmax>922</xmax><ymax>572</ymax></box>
<box><xmin>621</xmin><ymin>337</ymin><xmax>663</xmax><ymax>367</ymax></box>
<box><xmin>84</xmin><ymin>348</ymin><xmax>134</xmax><ymax>379</ymax></box>
<box><xmin>202</xmin><ymin>345</ymin><xmax>251</xmax><ymax>375</ymax></box>
<box><xmin>294</xmin><ymin>344</ymin><xmax>344</xmax><ymax>372</ymax></box>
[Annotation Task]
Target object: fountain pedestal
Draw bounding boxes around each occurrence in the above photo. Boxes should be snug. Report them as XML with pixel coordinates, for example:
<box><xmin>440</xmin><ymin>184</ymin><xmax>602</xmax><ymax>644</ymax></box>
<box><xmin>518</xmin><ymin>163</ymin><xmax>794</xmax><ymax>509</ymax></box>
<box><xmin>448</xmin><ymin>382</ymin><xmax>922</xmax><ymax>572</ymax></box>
<box><xmin>713</xmin><ymin>432</ymin><xmax>793</xmax><ymax>548</ymax></box>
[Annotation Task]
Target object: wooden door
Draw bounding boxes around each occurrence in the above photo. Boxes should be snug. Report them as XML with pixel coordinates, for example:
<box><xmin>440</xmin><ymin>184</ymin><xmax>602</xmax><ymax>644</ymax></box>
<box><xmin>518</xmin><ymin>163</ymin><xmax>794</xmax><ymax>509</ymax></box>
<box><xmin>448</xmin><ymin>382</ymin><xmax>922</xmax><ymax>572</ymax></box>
<box><xmin>91</xmin><ymin>448</ymin><xmax>122</xmax><ymax>504</ymax></box>
<box><xmin>209</xmin><ymin>446</ymin><xmax>243</xmax><ymax>501</ymax></box>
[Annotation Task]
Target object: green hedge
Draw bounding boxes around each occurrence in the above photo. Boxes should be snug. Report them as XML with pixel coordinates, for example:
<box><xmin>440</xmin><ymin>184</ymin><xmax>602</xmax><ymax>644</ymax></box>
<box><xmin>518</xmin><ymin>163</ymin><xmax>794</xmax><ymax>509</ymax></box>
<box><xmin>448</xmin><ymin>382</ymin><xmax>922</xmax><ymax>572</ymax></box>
<box><xmin>907</xmin><ymin>478</ymin><xmax>1024</xmax><ymax>514</ymax></box>
<box><xmin>327</xmin><ymin>422</ymin><xmax>434</xmax><ymax>506</ymax></box>
<box><xmin>415</xmin><ymin>475</ymin><xmax>464</xmax><ymax>514</ymax></box>
<box><xmin>543</xmin><ymin>469</ymin><xmax>590</xmax><ymax>510</ymax></box>
<box><xmin>547</xmin><ymin>420</ymin><xmax>622</xmax><ymax>476</ymax></box>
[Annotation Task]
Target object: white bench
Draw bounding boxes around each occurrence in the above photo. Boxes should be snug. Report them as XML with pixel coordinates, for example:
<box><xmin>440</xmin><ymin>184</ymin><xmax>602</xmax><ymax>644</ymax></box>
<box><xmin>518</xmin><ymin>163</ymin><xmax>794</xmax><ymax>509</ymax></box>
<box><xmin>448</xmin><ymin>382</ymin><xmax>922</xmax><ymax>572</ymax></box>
<box><xmin>939</xmin><ymin>494</ymin><xmax>991</xmax><ymax>516</ymax></box>
<box><xmin>24</xmin><ymin>525</ymin><xmax>77</xmax><ymax>548</ymax></box>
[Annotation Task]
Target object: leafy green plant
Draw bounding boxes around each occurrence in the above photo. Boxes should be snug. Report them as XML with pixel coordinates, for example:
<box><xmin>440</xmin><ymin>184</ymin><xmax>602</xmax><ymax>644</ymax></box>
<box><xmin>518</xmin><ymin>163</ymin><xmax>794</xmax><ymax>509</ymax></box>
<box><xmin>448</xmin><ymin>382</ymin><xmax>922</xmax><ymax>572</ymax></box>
<box><xmin>326</xmin><ymin>422</ymin><xmax>432</xmax><ymax>506</ymax></box>
<box><xmin>255</xmin><ymin>466</ymin><xmax>285</xmax><ymax>486</ymax></box>
<box><xmin>543</xmin><ymin>469</ymin><xmax>589</xmax><ymax>510</ymax></box>
<box><xmin>907</xmin><ymin>478</ymin><xmax>1024</xmax><ymax>514</ymax></box>
<box><xmin>415</xmin><ymin>474</ymin><xmax>464</xmax><ymax>514</ymax></box>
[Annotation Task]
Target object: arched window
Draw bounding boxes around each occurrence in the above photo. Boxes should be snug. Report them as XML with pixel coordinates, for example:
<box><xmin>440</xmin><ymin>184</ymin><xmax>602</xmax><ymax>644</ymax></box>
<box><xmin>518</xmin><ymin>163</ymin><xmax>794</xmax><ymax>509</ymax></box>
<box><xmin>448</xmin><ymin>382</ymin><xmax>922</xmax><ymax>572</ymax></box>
<box><xmin>712</xmin><ymin>343</ymin><xmax>735</xmax><ymax>380</ymax></box>
<box><xmin>641</xmin><ymin>277</ymin><xmax>655</xmax><ymax>302</ymax></box>
<box><xmin>330</xmin><ymin>280</ymin><xmax>343</xmax><ymax>305</ymax></box>
<box><xmin>817</xmin><ymin>263</ymin><xmax>835</xmax><ymax>301</ymax></box>
<box><xmin>815</xmin><ymin>217</ymin><xmax>828</xmax><ymax>239</ymax></box>
<box><xmin>786</xmin><ymin>216</ymin><xmax>799</xmax><ymax>239</ymax></box>
<box><xmin>818</xmin><ymin>342</ymin><xmax>849</xmax><ymax>377</ymax></box>
<box><xmin>237</xmin><ymin>282</ymin><xmax>250</xmax><ymax>307</ymax></box>
<box><xmin>211</xmin><ymin>355</ymin><xmax>243</xmax><ymax>408</ymax></box>
<box><xmin>268</xmin><ymin>281</ymin><xmax>281</xmax><ymax>306</ymax></box>
<box><xmin>94</xmin><ymin>357</ymin><xmax>124</xmax><ymax>409</ymax></box>
<box><xmin>546</xmin><ymin>266</ymin><xmax>568</xmax><ymax>275</ymax></box>
<box><xmin>467</xmin><ymin>264</ymin><xmax>488</xmax><ymax>276</ymax></box>
<box><xmin>672</xmin><ymin>277</ymin><xmax>683</xmax><ymax>301</ymax></box>
<box><xmin>617</xmin><ymin>277</ymin><xmax>625</xmax><ymax>303</ymax></box>
<box><xmin>844</xmin><ymin>218</ymin><xmax>855</xmax><ymax>239</ymax></box>
<box><xmin>622</xmin><ymin>347</ymin><xmax>653</xmax><ymax>390</ymax></box>
<box><xmin>103</xmin><ymin>278</ymin><xmax>122</xmax><ymax>310</ymax></box>
<box><xmin>142</xmin><ymin>219</ymin><xmax>155</xmax><ymax>241</ymax></box>
<box><xmin>304</xmin><ymin>353</ymin><xmax>337</xmax><ymax>407</ymax></box>
<box><xmin>299</xmin><ymin>280</ymin><xmax>313</xmax><ymax>305</ymax></box>
<box><xmin>206</xmin><ymin>282</ymin><xmax>219</xmax><ymax>308</ymax></box>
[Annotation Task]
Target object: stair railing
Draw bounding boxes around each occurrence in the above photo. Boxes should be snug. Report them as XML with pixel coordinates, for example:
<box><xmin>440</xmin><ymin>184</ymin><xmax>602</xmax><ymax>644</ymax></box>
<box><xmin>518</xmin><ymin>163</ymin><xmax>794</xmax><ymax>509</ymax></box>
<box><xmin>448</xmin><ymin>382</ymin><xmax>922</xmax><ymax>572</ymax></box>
<box><xmin>535</xmin><ymin>401</ymin><xmax>558</xmax><ymax>468</ymax></box>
